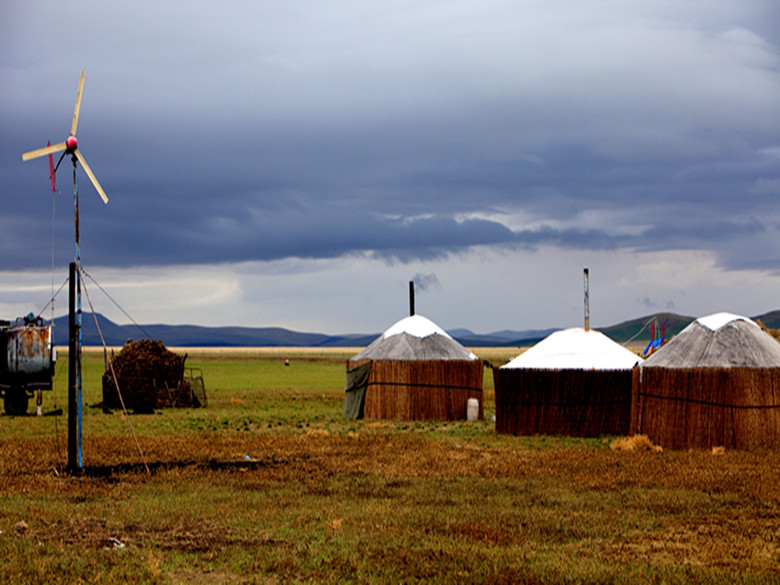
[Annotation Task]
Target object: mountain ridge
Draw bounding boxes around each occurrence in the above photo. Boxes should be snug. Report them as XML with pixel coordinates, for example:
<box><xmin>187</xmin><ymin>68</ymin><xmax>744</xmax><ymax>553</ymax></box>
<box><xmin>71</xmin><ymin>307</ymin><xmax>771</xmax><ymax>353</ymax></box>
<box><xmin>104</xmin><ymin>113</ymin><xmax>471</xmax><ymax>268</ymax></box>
<box><xmin>39</xmin><ymin>310</ymin><xmax>780</xmax><ymax>348</ymax></box>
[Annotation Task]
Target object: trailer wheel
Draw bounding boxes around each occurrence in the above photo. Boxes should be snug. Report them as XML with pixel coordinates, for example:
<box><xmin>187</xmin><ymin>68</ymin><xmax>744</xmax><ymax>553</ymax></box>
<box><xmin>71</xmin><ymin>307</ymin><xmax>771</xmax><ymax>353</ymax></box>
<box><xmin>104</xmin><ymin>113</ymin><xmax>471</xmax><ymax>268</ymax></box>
<box><xmin>4</xmin><ymin>390</ymin><xmax>29</xmax><ymax>416</ymax></box>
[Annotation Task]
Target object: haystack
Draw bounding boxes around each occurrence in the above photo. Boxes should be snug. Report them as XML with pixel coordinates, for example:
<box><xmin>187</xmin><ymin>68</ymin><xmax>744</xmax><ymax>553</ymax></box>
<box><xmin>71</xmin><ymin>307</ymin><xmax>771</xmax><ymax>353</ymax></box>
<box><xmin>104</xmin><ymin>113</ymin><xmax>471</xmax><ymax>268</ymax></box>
<box><xmin>344</xmin><ymin>314</ymin><xmax>483</xmax><ymax>421</ymax></box>
<box><xmin>631</xmin><ymin>312</ymin><xmax>780</xmax><ymax>449</ymax></box>
<box><xmin>494</xmin><ymin>328</ymin><xmax>643</xmax><ymax>437</ymax></box>
<box><xmin>102</xmin><ymin>339</ymin><xmax>202</xmax><ymax>413</ymax></box>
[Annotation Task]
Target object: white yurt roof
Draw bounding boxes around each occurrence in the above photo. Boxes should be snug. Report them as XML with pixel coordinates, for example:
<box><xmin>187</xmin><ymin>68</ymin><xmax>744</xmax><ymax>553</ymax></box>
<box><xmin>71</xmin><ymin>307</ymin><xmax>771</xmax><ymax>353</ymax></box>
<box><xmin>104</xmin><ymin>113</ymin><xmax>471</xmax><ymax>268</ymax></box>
<box><xmin>696</xmin><ymin>312</ymin><xmax>758</xmax><ymax>331</ymax></box>
<box><xmin>382</xmin><ymin>314</ymin><xmax>451</xmax><ymax>339</ymax></box>
<box><xmin>643</xmin><ymin>312</ymin><xmax>780</xmax><ymax>368</ymax></box>
<box><xmin>351</xmin><ymin>314</ymin><xmax>478</xmax><ymax>361</ymax></box>
<box><xmin>501</xmin><ymin>327</ymin><xmax>643</xmax><ymax>370</ymax></box>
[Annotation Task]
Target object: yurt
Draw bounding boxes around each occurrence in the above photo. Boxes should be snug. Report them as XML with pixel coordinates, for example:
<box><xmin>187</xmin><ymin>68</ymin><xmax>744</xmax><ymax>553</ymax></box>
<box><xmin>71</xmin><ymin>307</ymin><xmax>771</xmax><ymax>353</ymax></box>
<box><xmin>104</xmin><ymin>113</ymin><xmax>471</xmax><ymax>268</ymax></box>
<box><xmin>631</xmin><ymin>312</ymin><xmax>780</xmax><ymax>450</ymax></box>
<box><xmin>343</xmin><ymin>314</ymin><xmax>484</xmax><ymax>421</ymax></box>
<box><xmin>494</xmin><ymin>327</ymin><xmax>643</xmax><ymax>437</ymax></box>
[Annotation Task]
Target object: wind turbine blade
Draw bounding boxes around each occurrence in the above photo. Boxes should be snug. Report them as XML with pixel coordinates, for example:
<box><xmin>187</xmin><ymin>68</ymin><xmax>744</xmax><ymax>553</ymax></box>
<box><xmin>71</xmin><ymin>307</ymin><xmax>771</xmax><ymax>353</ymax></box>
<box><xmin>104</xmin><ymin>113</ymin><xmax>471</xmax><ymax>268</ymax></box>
<box><xmin>22</xmin><ymin>141</ymin><xmax>67</xmax><ymax>161</ymax></box>
<box><xmin>71</xmin><ymin>70</ymin><xmax>85</xmax><ymax>136</ymax></box>
<box><xmin>73</xmin><ymin>149</ymin><xmax>109</xmax><ymax>204</ymax></box>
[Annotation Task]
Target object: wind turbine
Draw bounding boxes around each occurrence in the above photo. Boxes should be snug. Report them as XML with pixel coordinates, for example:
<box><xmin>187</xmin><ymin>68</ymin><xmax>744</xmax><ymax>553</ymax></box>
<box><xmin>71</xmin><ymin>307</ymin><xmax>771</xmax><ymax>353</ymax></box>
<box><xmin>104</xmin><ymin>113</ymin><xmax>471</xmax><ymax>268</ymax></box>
<box><xmin>22</xmin><ymin>70</ymin><xmax>108</xmax><ymax>204</ymax></box>
<box><xmin>21</xmin><ymin>70</ymin><xmax>110</xmax><ymax>473</ymax></box>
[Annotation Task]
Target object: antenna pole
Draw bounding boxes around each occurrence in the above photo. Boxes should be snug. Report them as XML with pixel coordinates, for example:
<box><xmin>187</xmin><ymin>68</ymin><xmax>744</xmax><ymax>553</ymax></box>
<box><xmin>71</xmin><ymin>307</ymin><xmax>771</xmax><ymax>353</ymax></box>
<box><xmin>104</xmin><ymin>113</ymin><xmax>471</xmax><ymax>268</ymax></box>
<box><xmin>583</xmin><ymin>268</ymin><xmax>590</xmax><ymax>331</ymax></box>
<box><xmin>409</xmin><ymin>281</ymin><xmax>415</xmax><ymax>316</ymax></box>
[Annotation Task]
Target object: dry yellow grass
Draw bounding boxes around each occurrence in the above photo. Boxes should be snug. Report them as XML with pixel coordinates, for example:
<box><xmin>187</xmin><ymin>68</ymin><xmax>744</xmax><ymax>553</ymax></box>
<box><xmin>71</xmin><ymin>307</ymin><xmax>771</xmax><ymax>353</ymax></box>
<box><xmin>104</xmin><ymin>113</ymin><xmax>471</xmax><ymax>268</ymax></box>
<box><xmin>610</xmin><ymin>434</ymin><xmax>663</xmax><ymax>452</ymax></box>
<box><xmin>2</xmin><ymin>422</ymin><xmax>779</xmax><ymax>582</ymax></box>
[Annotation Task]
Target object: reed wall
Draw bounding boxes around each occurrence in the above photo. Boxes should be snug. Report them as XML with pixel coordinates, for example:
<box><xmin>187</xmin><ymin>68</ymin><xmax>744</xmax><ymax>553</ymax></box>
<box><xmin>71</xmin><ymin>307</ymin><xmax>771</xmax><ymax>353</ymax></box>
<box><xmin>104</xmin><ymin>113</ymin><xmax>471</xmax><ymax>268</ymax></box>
<box><xmin>631</xmin><ymin>367</ymin><xmax>780</xmax><ymax>450</ymax></box>
<box><xmin>348</xmin><ymin>358</ymin><xmax>483</xmax><ymax>421</ymax></box>
<box><xmin>493</xmin><ymin>368</ymin><xmax>633</xmax><ymax>437</ymax></box>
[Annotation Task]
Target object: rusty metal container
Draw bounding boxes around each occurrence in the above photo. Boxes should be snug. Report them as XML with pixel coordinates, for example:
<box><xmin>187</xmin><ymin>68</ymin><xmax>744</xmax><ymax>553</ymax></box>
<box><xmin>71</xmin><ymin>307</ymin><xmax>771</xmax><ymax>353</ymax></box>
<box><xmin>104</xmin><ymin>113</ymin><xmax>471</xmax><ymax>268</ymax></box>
<box><xmin>4</xmin><ymin>323</ymin><xmax>55</xmax><ymax>376</ymax></box>
<box><xmin>1</xmin><ymin>315</ymin><xmax>56</xmax><ymax>415</ymax></box>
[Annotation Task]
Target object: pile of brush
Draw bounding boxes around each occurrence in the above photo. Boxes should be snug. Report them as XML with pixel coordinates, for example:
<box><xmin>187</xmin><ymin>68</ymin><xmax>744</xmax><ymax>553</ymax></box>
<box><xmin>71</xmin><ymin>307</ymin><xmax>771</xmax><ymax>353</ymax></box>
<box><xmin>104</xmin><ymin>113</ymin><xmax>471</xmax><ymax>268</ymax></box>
<box><xmin>101</xmin><ymin>339</ymin><xmax>197</xmax><ymax>413</ymax></box>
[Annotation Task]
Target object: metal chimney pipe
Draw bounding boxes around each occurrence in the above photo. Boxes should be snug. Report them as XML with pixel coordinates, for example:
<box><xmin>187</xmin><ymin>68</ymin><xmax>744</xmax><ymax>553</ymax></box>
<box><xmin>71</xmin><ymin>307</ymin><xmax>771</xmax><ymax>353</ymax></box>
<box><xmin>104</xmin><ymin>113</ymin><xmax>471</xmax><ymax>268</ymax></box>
<box><xmin>409</xmin><ymin>281</ymin><xmax>415</xmax><ymax>316</ymax></box>
<box><xmin>583</xmin><ymin>268</ymin><xmax>590</xmax><ymax>331</ymax></box>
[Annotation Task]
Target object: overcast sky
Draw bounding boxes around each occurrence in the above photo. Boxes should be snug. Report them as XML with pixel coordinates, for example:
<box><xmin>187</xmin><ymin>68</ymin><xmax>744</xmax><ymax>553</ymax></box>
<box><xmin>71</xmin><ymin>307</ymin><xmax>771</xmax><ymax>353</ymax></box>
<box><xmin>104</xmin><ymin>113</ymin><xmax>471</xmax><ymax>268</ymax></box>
<box><xmin>2</xmin><ymin>1</ymin><xmax>779</xmax><ymax>335</ymax></box>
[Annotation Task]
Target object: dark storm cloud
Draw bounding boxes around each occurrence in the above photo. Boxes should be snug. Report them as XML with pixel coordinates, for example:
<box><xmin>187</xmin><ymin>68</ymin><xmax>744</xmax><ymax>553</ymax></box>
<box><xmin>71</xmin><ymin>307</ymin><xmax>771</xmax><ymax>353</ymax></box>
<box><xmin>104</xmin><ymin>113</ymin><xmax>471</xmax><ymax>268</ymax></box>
<box><xmin>2</xmin><ymin>1</ymin><xmax>780</xmax><ymax>274</ymax></box>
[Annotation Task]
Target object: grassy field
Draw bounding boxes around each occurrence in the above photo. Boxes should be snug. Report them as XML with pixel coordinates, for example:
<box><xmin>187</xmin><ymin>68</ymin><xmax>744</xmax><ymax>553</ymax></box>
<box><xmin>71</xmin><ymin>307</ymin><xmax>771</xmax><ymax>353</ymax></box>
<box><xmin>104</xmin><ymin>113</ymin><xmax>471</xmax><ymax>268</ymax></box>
<box><xmin>1</xmin><ymin>348</ymin><xmax>778</xmax><ymax>584</ymax></box>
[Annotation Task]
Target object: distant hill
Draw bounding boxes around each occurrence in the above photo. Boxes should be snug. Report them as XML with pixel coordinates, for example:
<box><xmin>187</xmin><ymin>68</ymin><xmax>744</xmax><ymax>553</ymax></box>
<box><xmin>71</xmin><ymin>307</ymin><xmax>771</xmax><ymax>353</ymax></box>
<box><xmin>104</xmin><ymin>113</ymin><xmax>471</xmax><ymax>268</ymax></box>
<box><xmin>50</xmin><ymin>313</ymin><xmax>375</xmax><ymax>348</ymax></box>
<box><xmin>48</xmin><ymin>313</ymin><xmax>559</xmax><ymax>348</ymax></box>
<box><xmin>600</xmin><ymin>310</ymin><xmax>780</xmax><ymax>344</ymax></box>
<box><xmin>754</xmin><ymin>310</ymin><xmax>780</xmax><ymax>329</ymax></box>
<box><xmin>600</xmin><ymin>312</ymin><xmax>695</xmax><ymax>343</ymax></box>
<box><xmin>42</xmin><ymin>310</ymin><xmax>779</xmax><ymax>348</ymax></box>
<box><xmin>448</xmin><ymin>327</ymin><xmax>559</xmax><ymax>347</ymax></box>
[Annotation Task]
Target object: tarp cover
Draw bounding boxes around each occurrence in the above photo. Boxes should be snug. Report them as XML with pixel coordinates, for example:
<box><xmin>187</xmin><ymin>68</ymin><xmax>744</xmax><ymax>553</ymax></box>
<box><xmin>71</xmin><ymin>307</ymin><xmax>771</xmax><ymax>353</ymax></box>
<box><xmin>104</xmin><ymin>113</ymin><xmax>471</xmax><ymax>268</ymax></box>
<box><xmin>343</xmin><ymin>361</ymin><xmax>371</xmax><ymax>419</ymax></box>
<box><xmin>351</xmin><ymin>314</ymin><xmax>477</xmax><ymax>362</ymax></box>
<box><xmin>642</xmin><ymin>312</ymin><xmax>780</xmax><ymax>368</ymax></box>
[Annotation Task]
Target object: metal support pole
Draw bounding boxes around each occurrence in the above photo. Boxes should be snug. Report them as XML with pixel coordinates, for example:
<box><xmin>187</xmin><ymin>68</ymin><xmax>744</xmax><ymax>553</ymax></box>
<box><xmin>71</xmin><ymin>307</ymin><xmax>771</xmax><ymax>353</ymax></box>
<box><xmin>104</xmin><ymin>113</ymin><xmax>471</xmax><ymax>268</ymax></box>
<box><xmin>76</xmin><ymin>264</ymin><xmax>82</xmax><ymax>468</ymax></box>
<box><xmin>67</xmin><ymin>155</ymin><xmax>83</xmax><ymax>472</ymax></box>
<box><xmin>67</xmin><ymin>261</ymin><xmax>80</xmax><ymax>471</ymax></box>
<box><xmin>409</xmin><ymin>281</ymin><xmax>415</xmax><ymax>316</ymax></box>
